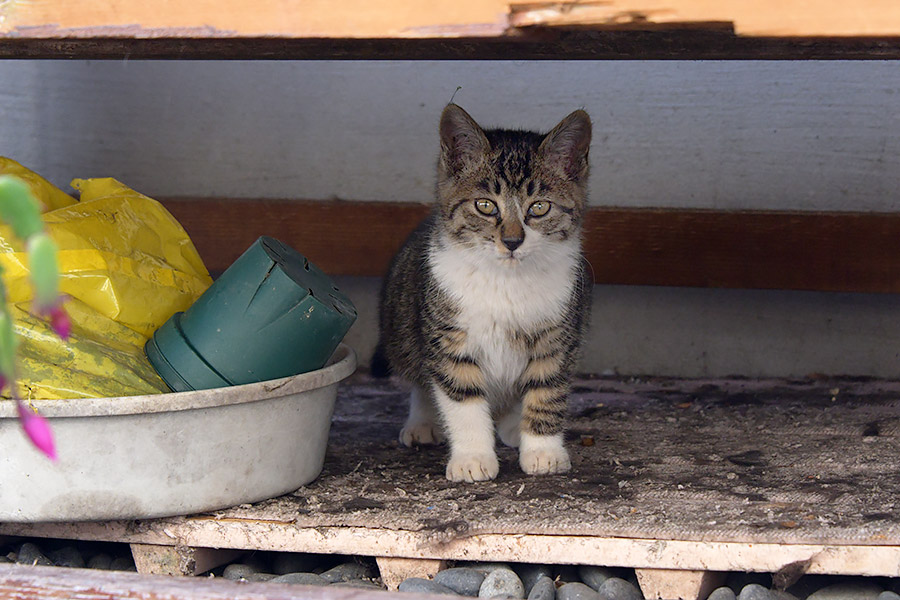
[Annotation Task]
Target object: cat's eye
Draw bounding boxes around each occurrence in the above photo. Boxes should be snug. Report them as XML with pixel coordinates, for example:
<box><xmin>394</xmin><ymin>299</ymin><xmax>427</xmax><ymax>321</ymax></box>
<box><xmin>474</xmin><ymin>199</ymin><xmax>498</xmax><ymax>216</ymax></box>
<box><xmin>528</xmin><ymin>201</ymin><xmax>551</xmax><ymax>217</ymax></box>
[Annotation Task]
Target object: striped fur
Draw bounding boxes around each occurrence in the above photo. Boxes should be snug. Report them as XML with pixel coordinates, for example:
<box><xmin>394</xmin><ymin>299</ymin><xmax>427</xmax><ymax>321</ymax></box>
<box><xmin>376</xmin><ymin>104</ymin><xmax>592</xmax><ymax>482</ymax></box>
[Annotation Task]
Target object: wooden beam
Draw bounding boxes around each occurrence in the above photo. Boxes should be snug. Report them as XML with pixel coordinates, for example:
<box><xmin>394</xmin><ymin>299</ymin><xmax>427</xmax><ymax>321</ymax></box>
<box><xmin>2</xmin><ymin>33</ymin><xmax>900</xmax><ymax>60</ymax></box>
<box><xmin>160</xmin><ymin>199</ymin><xmax>900</xmax><ymax>294</ymax></box>
<box><xmin>0</xmin><ymin>563</ymin><xmax>403</xmax><ymax>600</ymax></box>
<box><xmin>130</xmin><ymin>544</ymin><xmax>244</xmax><ymax>577</ymax></box>
<box><xmin>3</xmin><ymin>522</ymin><xmax>900</xmax><ymax>577</ymax></box>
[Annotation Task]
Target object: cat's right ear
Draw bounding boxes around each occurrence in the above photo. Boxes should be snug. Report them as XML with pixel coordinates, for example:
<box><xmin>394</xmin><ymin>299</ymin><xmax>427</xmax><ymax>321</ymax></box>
<box><xmin>439</xmin><ymin>104</ymin><xmax>490</xmax><ymax>176</ymax></box>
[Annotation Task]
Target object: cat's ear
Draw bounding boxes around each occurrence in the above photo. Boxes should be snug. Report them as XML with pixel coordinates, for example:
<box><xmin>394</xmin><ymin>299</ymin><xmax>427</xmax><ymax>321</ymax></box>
<box><xmin>439</xmin><ymin>104</ymin><xmax>490</xmax><ymax>176</ymax></box>
<box><xmin>538</xmin><ymin>109</ymin><xmax>592</xmax><ymax>182</ymax></box>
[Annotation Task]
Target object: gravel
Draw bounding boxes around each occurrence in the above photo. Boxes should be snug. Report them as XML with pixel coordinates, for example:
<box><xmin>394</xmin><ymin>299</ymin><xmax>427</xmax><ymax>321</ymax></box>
<box><xmin>596</xmin><ymin>577</ymin><xmax>643</xmax><ymax>600</ymax></box>
<box><xmin>16</xmin><ymin>543</ymin><xmax>54</xmax><ymax>567</ymax></box>
<box><xmin>270</xmin><ymin>572</ymin><xmax>330</xmax><ymax>585</ymax></box>
<box><xmin>222</xmin><ymin>563</ymin><xmax>259</xmax><ymax>580</ymax></box>
<box><xmin>516</xmin><ymin>564</ymin><xmax>553</xmax><ymax>595</ymax></box>
<box><xmin>399</xmin><ymin>577</ymin><xmax>460</xmax><ymax>595</ymax></box>
<box><xmin>558</xmin><ymin>582</ymin><xmax>601</xmax><ymax>600</ymax></box>
<box><xmin>709</xmin><ymin>588</ymin><xmax>739</xmax><ymax>600</ymax></box>
<box><xmin>528</xmin><ymin>576</ymin><xmax>557</xmax><ymax>600</ymax></box>
<box><xmin>479</xmin><ymin>568</ymin><xmax>526</xmax><ymax>599</ymax></box>
<box><xmin>578</xmin><ymin>566</ymin><xmax>618</xmax><ymax>591</ymax></box>
<box><xmin>435</xmin><ymin>567</ymin><xmax>487</xmax><ymax>596</ymax></box>
<box><xmin>806</xmin><ymin>582</ymin><xmax>885</xmax><ymax>600</ymax></box>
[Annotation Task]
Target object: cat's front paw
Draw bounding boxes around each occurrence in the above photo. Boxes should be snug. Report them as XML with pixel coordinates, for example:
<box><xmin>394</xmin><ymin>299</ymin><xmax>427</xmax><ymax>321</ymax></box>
<box><xmin>519</xmin><ymin>433</ymin><xmax>571</xmax><ymax>475</ymax></box>
<box><xmin>400</xmin><ymin>422</ymin><xmax>445</xmax><ymax>447</ymax></box>
<box><xmin>446</xmin><ymin>452</ymin><xmax>500</xmax><ymax>482</ymax></box>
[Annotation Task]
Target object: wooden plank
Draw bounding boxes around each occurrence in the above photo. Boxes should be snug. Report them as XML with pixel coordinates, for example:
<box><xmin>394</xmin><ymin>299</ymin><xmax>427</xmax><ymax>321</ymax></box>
<box><xmin>0</xmin><ymin>563</ymin><xmax>406</xmax><ymax>600</ymax></box>
<box><xmin>2</xmin><ymin>32</ymin><xmax>900</xmax><ymax>60</ymax></box>
<box><xmin>635</xmin><ymin>568</ymin><xmax>726</xmax><ymax>600</ymax></box>
<box><xmin>509</xmin><ymin>0</ymin><xmax>900</xmax><ymax>36</ymax></box>
<box><xmin>0</xmin><ymin>0</ymin><xmax>510</xmax><ymax>39</ymax></box>
<box><xmin>160</xmin><ymin>199</ymin><xmax>900</xmax><ymax>294</ymax></box>
<box><xmin>3</xmin><ymin>0</ymin><xmax>900</xmax><ymax>39</ymax></box>
<box><xmin>376</xmin><ymin>557</ymin><xmax>446</xmax><ymax>591</ymax></box>
<box><xmin>2</xmin><ymin>523</ymin><xmax>900</xmax><ymax>577</ymax></box>
<box><xmin>130</xmin><ymin>544</ymin><xmax>244</xmax><ymax>576</ymax></box>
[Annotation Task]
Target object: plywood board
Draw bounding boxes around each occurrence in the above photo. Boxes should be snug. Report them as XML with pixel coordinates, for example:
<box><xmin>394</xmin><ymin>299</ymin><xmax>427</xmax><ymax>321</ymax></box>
<box><xmin>0</xmin><ymin>0</ymin><xmax>509</xmax><ymax>38</ymax></box>
<box><xmin>161</xmin><ymin>199</ymin><xmax>900</xmax><ymax>294</ymax></box>
<box><xmin>509</xmin><ymin>1</ymin><xmax>900</xmax><ymax>36</ymax></box>
<box><xmin>3</xmin><ymin>376</ymin><xmax>900</xmax><ymax>576</ymax></box>
<box><xmin>4</xmin><ymin>0</ymin><xmax>900</xmax><ymax>38</ymax></box>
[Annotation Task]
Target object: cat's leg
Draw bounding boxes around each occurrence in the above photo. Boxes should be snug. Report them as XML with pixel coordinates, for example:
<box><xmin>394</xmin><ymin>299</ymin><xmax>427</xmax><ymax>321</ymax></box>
<box><xmin>517</xmin><ymin>328</ymin><xmax>572</xmax><ymax>475</ymax></box>
<box><xmin>400</xmin><ymin>385</ymin><xmax>445</xmax><ymax>446</ymax></box>
<box><xmin>432</xmin><ymin>383</ymin><xmax>499</xmax><ymax>483</ymax></box>
<box><xmin>496</xmin><ymin>402</ymin><xmax>522</xmax><ymax>448</ymax></box>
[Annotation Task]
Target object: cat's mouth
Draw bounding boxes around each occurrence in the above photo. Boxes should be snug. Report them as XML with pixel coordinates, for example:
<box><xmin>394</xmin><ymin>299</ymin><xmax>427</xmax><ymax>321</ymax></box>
<box><xmin>498</xmin><ymin>250</ymin><xmax>525</xmax><ymax>264</ymax></box>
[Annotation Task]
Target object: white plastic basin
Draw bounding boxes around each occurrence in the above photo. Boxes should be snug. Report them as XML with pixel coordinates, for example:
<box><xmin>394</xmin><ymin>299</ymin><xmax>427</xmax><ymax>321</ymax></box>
<box><xmin>0</xmin><ymin>344</ymin><xmax>356</xmax><ymax>522</ymax></box>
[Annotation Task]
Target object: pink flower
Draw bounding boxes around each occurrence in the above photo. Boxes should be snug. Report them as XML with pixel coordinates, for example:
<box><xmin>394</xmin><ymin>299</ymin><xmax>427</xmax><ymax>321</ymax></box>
<box><xmin>47</xmin><ymin>304</ymin><xmax>71</xmax><ymax>341</ymax></box>
<box><xmin>16</xmin><ymin>399</ymin><xmax>57</xmax><ymax>461</ymax></box>
<box><xmin>35</xmin><ymin>300</ymin><xmax>70</xmax><ymax>341</ymax></box>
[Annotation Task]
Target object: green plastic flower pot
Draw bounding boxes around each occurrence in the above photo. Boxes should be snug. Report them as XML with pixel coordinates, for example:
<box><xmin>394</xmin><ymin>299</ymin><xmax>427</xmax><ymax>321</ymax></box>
<box><xmin>145</xmin><ymin>236</ymin><xmax>357</xmax><ymax>392</ymax></box>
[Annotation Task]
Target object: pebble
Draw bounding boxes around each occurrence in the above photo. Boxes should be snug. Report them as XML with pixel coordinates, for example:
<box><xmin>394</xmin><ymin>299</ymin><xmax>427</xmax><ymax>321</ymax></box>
<box><xmin>480</xmin><ymin>568</ymin><xmax>526</xmax><ymax>599</ymax></box>
<box><xmin>558</xmin><ymin>582</ymin><xmax>601</xmax><ymax>600</ymax></box>
<box><xmin>709</xmin><ymin>588</ymin><xmax>738</xmax><ymax>600</ymax></box>
<box><xmin>471</xmin><ymin>563</ymin><xmax>516</xmax><ymax>576</ymax></box>
<box><xmin>435</xmin><ymin>567</ymin><xmax>486</xmax><ymax>596</ymax></box>
<box><xmin>878</xmin><ymin>593</ymin><xmax>900</xmax><ymax>600</ymax></box>
<box><xmin>333</xmin><ymin>580</ymin><xmax>386</xmax><ymax>590</ymax></box>
<box><xmin>807</xmin><ymin>582</ymin><xmax>884</xmax><ymax>600</ymax></box>
<box><xmin>528</xmin><ymin>576</ymin><xmax>556</xmax><ymax>600</ymax></box>
<box><xmin>270</xmin><ymin>572</ymin><xmax>330</xmax><ymax>585</ymax></box>
<box><xmin>596</xmin><ymin>577</ymin><xmax>642</xmax><ymax>600</ymax></box>
<box><xmin>515</xmin><ymin>565</ymin><xmax>553</xmax><ymax>595</ymax></box>
<box><xmin>738</xmin><ymin>584</ymin><xmax>774</xmax><ymax>600</ymax></box>
<box><xmin>223</xmin><ymin>563</ymin><xmax>260</xmax><ymax>581</ymax></box>
<box><xmin>48</xmin><ymin>546</ymin><xmax>84</xmax><ymax>569</ymax></box>
<box><xmin>399</xmin><ymin>577</ymin><xmax>460</xmax><ymax>595</ymax></box>
<box><xmin>577</xmin><ymin>566</ymin><xmax>618</xmax><ymax>592</ymax></box>
<box><xmin>320</xmin><ymin>561</ymin><xmax>374</xmax><ymax>583</ymax></box>
<box><xmin>16</xmin><ymin>543</ymin><xmax>53</xmax><ymax>567</ymax></box>
<box><xmin>272</xmin><ymin>553</ymin><xmax>321</xmax><ymax>576</ymax></box>
<box><xmin>110</xmin><ymin>556</ymin><xmax>136</xmax><ymax>572</ymax></box>
<box><xmin>87</xmin><ymin>554</ymin><xmax>113</xmax><ymax>570</ymax></box>
<box><xmin>248</xmin><ymin>573</ymin><xmax>278</xmax><ymax>582</ymax></box>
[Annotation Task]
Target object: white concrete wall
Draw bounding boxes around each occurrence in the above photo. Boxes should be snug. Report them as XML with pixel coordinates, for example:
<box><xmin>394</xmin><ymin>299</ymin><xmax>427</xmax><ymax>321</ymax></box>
<box><xmin>2</xmin><ymin>60</ymin><xmax>899</xmax><ymax>210</ymax></box>
<box><xmin>1</xmin><ymin>60</ymin><xmax>899</xmax><ymax>376</ymax></box>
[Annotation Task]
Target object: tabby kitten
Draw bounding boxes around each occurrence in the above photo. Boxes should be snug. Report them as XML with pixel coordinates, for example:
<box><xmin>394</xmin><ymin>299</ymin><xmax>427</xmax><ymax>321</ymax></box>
<box><xmin>374</xmin><ymin>104</ymin><xmax>592</xmax><ymax>482</ymax></box>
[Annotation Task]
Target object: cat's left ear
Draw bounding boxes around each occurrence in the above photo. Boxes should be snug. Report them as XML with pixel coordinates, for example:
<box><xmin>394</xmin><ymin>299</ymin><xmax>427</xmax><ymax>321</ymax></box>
<box><xmin>538</xmin><ymin>109</ymin><xmax>592</xmax><ymax>182</ymax></box>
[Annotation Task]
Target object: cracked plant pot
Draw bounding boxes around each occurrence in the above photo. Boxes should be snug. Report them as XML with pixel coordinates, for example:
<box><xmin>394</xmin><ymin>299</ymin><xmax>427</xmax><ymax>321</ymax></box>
<box><xmin>146</xmin><ymin>236</ymin><xmax>357</xmax><ymax>392</ymax></box>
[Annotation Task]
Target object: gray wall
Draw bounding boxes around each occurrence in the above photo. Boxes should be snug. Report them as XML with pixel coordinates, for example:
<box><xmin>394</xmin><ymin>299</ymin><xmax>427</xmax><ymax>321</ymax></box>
<box><xmin>2</xmin><ymin>60</ymin><xmax>899</xmax><ymax>376</ymax></box>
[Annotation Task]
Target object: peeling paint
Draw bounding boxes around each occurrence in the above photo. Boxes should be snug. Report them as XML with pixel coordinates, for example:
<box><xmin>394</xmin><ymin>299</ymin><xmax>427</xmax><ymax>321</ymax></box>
<box><xmin>5</xmin><ymin>23</ymin><xmax>239</xmax><ymax>38</ymax></box>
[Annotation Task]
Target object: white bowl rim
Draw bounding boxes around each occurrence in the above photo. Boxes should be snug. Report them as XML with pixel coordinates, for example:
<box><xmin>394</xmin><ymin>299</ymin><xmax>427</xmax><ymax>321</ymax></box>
<box><xmin>0</xmin><ymin>344</ymin><xmax>357</xmax><ymax>418</ymax></box>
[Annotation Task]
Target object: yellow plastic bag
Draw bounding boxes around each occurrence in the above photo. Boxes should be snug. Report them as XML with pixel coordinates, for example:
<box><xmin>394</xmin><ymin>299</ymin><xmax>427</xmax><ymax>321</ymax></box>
<box><xmin>0</xmin><ymin>158</ymin><xmax>213</xmax><ymax>399</ymax></box>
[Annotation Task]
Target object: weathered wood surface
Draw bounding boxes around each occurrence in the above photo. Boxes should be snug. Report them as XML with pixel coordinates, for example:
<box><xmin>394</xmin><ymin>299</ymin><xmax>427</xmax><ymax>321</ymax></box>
<box><xmin>509</xmin><ymin>0</ymin><xmax>900</xmax><ymax>36</ymax></box>
<box><xmin>161</xmin><ymin>199</ymin><xmax>900</xmax><ymax>294</ymax></box>
<box><xmin>3</xmin><ymin>33</ymin><xmax>900</xmax><ymax>60</ymax></box>
<box><xmin>2</xmin><ymin>1</ymin><xmax>900</xmax><ymax>59</ymax></box>
<box><xmin>3</xmin><ymin>376</ymin><xmax>900</xmax><ymax>577</ymax></box>
<box><xmin>0</xmin><ymin>563</ymin><xmax>404</xmax><ymax>600</ymax></box>
<box><xmin>130</xmin><ymin>544</ymin><xmax>243</xmax><ymax>576</ymax></box>
<box><xmin>3</xmin><ymin>0</ymin><xmax>900</xmax><ymax>38</ymax></box>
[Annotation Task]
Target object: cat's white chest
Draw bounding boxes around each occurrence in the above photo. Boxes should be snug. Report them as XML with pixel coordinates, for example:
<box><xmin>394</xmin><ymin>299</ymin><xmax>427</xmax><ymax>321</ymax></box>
<box><xmin>429</xmin><ymin>240</ymin><xmax>578</xmax><ymax>395</ymax></box>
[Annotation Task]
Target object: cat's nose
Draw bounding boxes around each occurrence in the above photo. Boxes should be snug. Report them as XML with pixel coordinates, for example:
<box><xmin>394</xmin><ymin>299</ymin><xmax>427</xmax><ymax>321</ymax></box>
<box><xmin>502</xmin><ymin>236</ymin><xmax>524</xmax><ymax>251</ymax></box>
